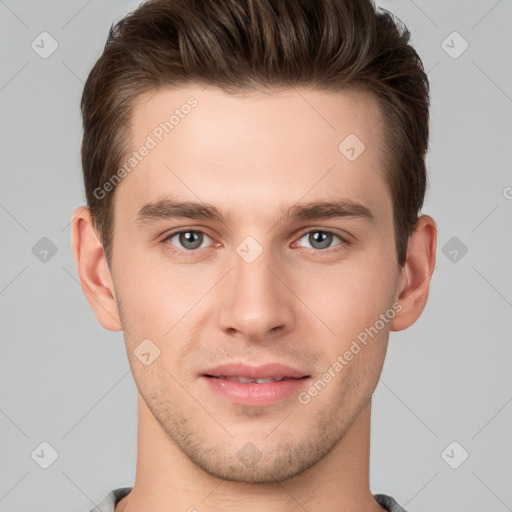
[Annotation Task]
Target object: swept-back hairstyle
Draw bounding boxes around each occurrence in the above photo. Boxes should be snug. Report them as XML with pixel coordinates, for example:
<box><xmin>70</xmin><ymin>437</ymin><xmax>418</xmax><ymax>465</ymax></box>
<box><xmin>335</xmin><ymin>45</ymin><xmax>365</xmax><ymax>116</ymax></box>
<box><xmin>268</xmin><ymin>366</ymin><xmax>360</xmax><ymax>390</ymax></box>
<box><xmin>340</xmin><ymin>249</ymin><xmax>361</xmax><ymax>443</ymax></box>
<box><xmin>81</xmin><ymin>0</ymin><xmax>429</xmax><ymax>267</ymax></box>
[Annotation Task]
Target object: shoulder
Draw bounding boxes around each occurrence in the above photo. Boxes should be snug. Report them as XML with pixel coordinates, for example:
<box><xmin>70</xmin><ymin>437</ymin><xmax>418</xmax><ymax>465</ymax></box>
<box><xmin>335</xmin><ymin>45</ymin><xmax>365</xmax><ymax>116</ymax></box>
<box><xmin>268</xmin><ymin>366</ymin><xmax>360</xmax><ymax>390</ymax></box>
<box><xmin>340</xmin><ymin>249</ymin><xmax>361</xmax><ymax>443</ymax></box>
<box><xmin>373</xmin><ymin>493</ymin><xmax>411</xmax><ymax>512</ymax></box>
<box><xmin>88</xmin><ymin>487</ymin><xmax>132</xmax><ymax>512</ymax></box>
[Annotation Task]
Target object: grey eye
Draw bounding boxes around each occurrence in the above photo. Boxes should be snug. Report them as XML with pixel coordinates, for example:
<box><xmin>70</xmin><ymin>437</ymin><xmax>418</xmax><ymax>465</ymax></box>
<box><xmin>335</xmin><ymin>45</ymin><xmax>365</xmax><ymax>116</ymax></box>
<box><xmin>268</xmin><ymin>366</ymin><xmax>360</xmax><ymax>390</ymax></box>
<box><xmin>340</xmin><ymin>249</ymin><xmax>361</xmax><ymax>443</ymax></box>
<box><xmin>168</xmin><ymin>230</ymin><xmax>210</xmax><ymax>250</ymax></box>
<box><xmin>298</xmin><ymin>231</ymin><xmax>342</xmax><ymax>250</ymax></box>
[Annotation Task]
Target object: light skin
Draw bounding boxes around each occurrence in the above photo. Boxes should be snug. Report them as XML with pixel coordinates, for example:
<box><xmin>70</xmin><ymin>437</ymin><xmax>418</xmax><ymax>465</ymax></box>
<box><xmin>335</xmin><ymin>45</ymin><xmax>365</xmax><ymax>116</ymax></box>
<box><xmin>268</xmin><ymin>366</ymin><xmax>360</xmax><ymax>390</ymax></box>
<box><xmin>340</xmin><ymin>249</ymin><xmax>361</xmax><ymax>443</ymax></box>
<box><xmin>72</xmin><ymin>85</ymin><xmax>436</xmax><ymax>512</ymax></box>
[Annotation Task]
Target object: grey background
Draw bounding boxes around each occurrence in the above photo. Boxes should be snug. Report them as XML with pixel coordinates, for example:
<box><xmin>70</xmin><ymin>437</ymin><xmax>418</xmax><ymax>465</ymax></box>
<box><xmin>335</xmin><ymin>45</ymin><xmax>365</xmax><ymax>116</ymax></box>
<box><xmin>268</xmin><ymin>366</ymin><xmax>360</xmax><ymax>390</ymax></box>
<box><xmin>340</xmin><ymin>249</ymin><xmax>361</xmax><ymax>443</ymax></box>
<box><xmin>0</xmin><ymin>0</ymin><xmax>511</xmax><ymax>510</ymax></box>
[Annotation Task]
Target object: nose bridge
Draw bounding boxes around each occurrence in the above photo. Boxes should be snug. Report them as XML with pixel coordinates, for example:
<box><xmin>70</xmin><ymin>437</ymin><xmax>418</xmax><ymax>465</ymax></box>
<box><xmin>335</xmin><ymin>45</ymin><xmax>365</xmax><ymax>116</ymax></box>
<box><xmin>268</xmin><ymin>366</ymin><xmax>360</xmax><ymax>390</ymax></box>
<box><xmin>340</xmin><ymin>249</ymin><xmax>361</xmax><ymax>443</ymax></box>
<box><xmin>216</xmin><ymin>236</ymin><xmax>293</xmax><ymax>338</ymax></box>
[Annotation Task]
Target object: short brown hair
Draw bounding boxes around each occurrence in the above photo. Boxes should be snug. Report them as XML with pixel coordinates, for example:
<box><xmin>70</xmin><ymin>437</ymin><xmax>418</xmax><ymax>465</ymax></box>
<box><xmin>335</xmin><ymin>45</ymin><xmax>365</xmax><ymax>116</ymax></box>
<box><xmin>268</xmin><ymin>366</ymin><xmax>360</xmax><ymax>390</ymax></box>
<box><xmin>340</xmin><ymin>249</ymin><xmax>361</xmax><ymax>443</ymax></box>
<box><xmin>80</xmin><ymin>0</ymin><xmax>429</xmax><ymax>267</ymax></box>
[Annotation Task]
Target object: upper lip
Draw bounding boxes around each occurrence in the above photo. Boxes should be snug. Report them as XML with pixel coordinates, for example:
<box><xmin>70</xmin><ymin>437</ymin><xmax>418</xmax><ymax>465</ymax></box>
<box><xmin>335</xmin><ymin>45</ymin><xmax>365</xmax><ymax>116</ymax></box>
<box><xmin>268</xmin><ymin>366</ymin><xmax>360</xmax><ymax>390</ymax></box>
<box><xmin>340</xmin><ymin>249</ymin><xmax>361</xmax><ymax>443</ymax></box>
<box><xmin>202</xmin><ymin>362</ymin><xmax>309</xmax><ymax>379</ymax></box>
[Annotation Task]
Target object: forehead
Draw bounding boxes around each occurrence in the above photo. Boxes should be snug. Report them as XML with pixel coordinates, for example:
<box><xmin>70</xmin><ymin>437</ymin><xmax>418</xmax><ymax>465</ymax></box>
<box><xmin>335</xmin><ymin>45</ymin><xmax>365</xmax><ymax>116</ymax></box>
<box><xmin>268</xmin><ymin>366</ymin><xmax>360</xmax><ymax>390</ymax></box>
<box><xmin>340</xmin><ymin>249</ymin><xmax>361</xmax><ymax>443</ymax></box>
<box><xmin>114</xmin><ymin>84</ymin><xmax>391</xmax><ymax>228</ymax></box>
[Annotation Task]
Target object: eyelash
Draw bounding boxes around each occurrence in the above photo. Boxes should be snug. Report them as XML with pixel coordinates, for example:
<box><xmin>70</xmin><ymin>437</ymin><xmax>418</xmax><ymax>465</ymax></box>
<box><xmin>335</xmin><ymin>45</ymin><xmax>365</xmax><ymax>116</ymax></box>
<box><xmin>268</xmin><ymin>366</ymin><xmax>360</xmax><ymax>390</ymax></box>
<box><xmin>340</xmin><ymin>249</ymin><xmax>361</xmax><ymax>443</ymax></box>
<box><xmin>162</xmin><ymin>228</ymin><xmax>350</xmax><ymax>257</ymax></box>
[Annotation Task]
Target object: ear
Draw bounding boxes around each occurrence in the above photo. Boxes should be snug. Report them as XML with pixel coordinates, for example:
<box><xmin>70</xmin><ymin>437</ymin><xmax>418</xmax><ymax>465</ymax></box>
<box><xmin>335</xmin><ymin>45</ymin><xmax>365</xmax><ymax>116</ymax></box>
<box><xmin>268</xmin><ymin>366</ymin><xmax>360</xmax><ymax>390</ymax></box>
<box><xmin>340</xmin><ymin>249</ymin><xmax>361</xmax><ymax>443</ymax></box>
<box><xmin>71</xmin><ymin>206</ymin><xmax>122</xmax><ymax>331</ymax></box>
<box><xmin>390</xmin><ymin>214</ymin><xmax>437</xmax><ymax>332</ymax></box>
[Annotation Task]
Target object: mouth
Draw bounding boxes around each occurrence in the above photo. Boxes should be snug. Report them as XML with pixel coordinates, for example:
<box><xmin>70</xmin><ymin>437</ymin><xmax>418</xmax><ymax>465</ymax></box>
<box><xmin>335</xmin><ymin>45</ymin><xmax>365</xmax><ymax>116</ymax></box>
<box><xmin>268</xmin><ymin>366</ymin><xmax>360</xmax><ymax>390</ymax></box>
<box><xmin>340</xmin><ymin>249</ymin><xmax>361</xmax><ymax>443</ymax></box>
<box><xmin>204</xmin><ymin>375</ymin><xmax>304</xmax><ymax>383</ymax></box>
<box><xmin>200</xmin><ymin>362</ymin><xmax>311</xmax><ymax>406</ymax></box>
<box><xmin>201</xmin><ymin>361</ymin><xmax>309</xmax><ymax>380</ymax></box>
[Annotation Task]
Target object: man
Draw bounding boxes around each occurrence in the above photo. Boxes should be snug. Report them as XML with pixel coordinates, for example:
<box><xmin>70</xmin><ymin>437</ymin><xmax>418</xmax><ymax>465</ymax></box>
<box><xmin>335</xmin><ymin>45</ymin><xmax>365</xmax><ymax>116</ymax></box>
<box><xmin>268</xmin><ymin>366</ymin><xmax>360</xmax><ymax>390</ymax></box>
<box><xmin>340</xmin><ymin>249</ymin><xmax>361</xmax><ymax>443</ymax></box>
<box><xmin>71</xmin><ymin>0</ymin><xmax>436</xmax><ymax>510</ymax></box>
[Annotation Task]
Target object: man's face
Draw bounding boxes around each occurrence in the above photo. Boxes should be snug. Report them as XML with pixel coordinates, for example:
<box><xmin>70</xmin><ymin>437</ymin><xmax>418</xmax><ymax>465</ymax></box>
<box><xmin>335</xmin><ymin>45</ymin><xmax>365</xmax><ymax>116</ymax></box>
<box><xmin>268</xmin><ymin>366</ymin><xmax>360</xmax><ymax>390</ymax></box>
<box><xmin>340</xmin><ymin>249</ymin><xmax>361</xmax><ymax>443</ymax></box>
<box><xmin>109</xmin><ymin>85</ymin><xmax>403</xmax><ymax>483</ymax></box>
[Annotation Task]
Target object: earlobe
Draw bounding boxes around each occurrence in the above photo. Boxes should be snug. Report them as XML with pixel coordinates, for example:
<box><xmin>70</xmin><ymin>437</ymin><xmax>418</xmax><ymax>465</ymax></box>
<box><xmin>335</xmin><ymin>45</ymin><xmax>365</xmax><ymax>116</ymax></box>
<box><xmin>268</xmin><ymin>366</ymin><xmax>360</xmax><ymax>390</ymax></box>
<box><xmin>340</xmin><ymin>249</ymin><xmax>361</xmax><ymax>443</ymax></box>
<box><xmin>71</xmin><ymin>206</ymin><xmax>123</xmax><ymax>332</ymax></box>
<box><xmin>390</xmin><ymin>215</ymin><xmax>437</xmax><ymax>332</ymax></box>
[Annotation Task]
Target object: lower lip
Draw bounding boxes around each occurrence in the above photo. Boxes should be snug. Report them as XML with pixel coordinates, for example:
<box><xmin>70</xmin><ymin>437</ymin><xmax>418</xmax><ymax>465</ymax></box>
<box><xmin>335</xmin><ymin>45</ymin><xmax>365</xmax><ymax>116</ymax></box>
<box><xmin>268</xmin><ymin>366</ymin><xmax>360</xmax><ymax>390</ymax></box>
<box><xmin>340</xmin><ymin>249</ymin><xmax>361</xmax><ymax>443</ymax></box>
<box><xmin>202</xmin><ymin>376</ymin><xmax>310</xmax><ymax>407</ymax></box>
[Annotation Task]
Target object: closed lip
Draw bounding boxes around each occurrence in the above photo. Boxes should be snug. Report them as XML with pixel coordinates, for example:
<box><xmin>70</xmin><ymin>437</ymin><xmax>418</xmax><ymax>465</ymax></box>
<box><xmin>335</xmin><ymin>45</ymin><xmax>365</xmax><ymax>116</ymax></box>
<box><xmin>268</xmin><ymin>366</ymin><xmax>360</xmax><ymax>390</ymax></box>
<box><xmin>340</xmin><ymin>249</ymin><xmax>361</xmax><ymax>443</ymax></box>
<box><xmin>201</xmin><ymin>362</ymin><xmax>309</xmax><ymax>380</ymax></box>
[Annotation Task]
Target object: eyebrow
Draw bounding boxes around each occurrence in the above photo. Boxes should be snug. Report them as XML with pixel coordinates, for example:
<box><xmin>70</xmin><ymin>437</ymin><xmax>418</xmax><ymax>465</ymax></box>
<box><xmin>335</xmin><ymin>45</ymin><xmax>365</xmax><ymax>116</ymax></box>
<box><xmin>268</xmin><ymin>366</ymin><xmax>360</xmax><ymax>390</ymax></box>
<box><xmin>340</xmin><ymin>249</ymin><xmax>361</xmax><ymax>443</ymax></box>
<box><xmin>135</xmin><ymin>197</ymin><xmax>375</xmax><ymax>226</ymax></box>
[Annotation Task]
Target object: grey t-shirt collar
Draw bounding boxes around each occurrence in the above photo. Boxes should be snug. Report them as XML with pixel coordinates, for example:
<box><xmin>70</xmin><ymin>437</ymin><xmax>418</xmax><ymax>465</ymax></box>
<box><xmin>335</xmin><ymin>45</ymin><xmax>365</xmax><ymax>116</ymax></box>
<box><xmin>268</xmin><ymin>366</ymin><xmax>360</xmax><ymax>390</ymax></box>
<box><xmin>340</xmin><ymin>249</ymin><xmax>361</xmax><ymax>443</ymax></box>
<box><xmin>89</xmin><ymin>487</ymin><xmax>410</xmax><ymax>512</ymax></box>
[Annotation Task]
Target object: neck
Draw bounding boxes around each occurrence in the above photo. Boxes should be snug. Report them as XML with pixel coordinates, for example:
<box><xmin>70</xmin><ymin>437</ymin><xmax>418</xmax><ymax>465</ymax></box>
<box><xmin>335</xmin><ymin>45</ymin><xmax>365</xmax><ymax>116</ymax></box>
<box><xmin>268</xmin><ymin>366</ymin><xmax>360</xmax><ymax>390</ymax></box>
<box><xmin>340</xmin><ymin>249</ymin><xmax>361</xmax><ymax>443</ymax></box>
<box><xmin>116</xmin><ymin>395</ymin><xmax>385</xmax><ymax>512</ymax></box>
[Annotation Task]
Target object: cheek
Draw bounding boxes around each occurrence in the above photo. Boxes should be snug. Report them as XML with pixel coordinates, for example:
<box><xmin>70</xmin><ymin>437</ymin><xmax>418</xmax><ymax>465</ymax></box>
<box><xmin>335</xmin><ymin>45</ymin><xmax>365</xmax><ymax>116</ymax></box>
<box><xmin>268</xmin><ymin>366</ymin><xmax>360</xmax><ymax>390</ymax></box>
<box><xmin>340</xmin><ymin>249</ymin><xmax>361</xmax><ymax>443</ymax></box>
<box><xmin>113</xmin><ymin>248</ymin><xmax>200</xmax><ymax>331</ymax></box>
<box><xmin>297</xmin><ymin>260</ymin><xmax>397</xmax><ymax>336</ymax></box>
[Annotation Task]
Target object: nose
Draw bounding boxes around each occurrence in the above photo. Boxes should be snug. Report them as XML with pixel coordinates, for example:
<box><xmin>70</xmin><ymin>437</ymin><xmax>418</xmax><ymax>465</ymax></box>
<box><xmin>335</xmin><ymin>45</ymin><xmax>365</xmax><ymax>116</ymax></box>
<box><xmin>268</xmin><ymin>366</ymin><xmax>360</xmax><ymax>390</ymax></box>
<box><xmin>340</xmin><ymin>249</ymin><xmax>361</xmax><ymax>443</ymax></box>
<box><xmin>216</xmin><ymin>241</ymin><xmax>296</xmax><ymax>341</ymax></box>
